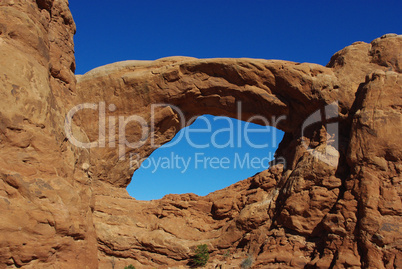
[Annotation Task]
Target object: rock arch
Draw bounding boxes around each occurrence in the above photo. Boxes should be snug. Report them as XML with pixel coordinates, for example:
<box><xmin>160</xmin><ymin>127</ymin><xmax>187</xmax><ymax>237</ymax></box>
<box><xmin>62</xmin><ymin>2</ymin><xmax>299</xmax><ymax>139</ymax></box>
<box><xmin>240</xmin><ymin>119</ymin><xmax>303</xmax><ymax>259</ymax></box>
<box><xmin>74</xmin><ymin>57</ymin><xmax>339</xmax><ymax>188</ymax></box>
<box><xmin>71</xmin><ymin>35</ymin><xmax>402</xmax><ymax>268</ymax></box>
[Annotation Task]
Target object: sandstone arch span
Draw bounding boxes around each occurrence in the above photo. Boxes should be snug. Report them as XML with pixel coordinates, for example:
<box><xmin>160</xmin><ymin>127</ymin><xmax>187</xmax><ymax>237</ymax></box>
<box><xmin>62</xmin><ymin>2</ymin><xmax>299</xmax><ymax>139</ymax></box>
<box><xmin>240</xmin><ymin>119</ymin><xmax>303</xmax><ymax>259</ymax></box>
<box><xmin>74</xmin><ymin>57</ymin><xmax>339</xmax><ymax>188</ymax></box>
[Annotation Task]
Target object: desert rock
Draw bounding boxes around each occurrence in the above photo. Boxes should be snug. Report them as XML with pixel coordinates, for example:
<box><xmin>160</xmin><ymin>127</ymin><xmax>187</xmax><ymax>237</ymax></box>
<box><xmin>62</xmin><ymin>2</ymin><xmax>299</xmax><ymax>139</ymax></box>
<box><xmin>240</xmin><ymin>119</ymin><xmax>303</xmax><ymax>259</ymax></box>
<box><xmin>0</xmin><ymin>1</ymin><xmax>401</xmax><ymax>268</ymax></box>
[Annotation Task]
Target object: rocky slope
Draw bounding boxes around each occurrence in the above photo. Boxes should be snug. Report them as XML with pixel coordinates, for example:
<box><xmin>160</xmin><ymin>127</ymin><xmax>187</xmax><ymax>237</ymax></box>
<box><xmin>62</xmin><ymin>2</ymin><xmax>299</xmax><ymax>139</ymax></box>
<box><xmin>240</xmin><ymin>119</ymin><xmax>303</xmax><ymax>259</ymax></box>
<box><xmin>0</xmin><ymin>1</ymin><xmax>401</xmax><ymax>268</ymax></box>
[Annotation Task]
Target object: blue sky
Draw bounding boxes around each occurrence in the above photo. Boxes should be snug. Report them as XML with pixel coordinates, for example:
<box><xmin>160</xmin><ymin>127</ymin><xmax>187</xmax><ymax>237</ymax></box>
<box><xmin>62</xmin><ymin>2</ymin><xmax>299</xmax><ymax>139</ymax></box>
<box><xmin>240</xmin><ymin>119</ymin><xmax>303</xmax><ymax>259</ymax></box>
<box><xmin>69</xmin><ymin>1</ymin><xmax>401</xmax><ymax>200</ymax></box>
<box><xmin>130</xmin><ymin>116</ymin><xmax>284</xmax><ymax>200</ymax></box>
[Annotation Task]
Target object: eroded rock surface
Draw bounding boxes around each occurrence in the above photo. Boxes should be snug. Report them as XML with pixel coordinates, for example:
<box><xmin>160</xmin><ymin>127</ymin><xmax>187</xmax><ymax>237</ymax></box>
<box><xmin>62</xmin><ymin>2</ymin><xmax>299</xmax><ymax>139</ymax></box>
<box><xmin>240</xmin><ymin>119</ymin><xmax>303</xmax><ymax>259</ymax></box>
<box><xmin>0</xmin><ymin>1</ymin><xmax>401</xmax><ymax>268</ymax></box>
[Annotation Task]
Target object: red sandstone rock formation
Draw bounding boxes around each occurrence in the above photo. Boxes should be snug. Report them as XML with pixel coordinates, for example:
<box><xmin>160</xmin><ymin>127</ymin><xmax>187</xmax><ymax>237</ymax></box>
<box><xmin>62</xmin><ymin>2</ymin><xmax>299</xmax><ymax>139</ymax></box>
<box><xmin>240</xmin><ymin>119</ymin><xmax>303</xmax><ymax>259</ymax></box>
<box><xmin>0</xmin><ymin>1</ymin><xmax>400</xmax><ymax>268</ymax></box>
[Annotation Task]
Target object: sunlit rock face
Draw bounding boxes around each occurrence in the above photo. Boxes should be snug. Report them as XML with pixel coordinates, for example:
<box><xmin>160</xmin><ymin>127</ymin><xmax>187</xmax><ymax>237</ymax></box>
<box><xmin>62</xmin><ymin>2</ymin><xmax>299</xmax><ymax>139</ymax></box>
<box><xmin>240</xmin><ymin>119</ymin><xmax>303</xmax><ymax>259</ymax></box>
<box><xmin>0</xmin><ymin>1</ymin><xmax>401</xmax><ymax>268</ymax></box>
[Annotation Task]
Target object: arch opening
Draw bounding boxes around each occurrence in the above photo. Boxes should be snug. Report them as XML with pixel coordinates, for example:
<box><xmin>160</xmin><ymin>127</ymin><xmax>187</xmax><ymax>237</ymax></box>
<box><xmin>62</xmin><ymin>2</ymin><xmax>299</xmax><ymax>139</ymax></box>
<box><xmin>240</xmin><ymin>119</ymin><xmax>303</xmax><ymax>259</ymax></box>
<box><xmin>127</xmin><ymin>114</ymin><xmax>284</xmax><ymax>200</ymax></box>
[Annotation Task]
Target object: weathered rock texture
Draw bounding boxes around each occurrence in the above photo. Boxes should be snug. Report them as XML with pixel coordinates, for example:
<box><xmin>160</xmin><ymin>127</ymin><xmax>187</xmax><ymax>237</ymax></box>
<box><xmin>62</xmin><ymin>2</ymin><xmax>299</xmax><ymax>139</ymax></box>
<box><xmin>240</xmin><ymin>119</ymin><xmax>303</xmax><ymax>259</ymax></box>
<box><xmin>0</xmin><ymin>1</ymin><xmax>401</xmax><ymax>268</ymax></box>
